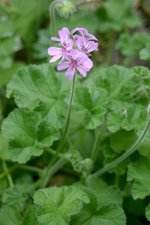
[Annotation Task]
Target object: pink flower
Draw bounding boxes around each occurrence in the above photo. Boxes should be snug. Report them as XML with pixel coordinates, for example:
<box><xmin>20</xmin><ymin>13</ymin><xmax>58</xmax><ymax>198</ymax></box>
<box><xmin>51</xmin><ymin>27</ymin><xmax>73</xmax><ymax>51</ymax></box>
<box><xmin>76</xmin><ymin>36</ymin><xmax>98</xmax><ymax>54</ymax></box>
<box><xmin>48</xmin><ymin>27</ymin><xmax>73</xmax><ymax>62</ymax></box>
<box><xmin>57</xmin><ymin>50</ymin><xmax>93</xmax><ymax>80</ymax></box>
<box><xmin>71</xmin><ymin>27</ymin><xmax>98</xmax><ymax>41</ymax></box>
<box><xmin>48</xmin><ymin>27</ymin><xmax>98</xmax><ymax>79</ymax></box>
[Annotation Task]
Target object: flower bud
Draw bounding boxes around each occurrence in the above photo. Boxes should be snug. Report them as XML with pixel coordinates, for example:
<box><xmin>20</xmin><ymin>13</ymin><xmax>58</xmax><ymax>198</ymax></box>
<box><xmin>56</xmin><ymin>0</ymin><xmax>76</xmax><ymax>18</ymax></box>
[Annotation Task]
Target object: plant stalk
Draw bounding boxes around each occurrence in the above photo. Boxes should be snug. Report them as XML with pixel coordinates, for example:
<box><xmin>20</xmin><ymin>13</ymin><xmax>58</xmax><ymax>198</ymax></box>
<box><xmin>40</xmin><ymin>158</ymin><xmax>66</xmax><ymax>188</ymax></box>
<box><xmin>49</xmin><ymin>0</ymin><xmax>64</xmax><ymax>36</ymax></box>
<box><xmin>57</xmin><ymin>75</ymin><xmax>76</xmax><ymax>152</ymax></box>
<box><xmin>1</xmin><ymin>161</ymin><xmax>14</xmax><ymax>188</ymax></box>
<box><xmin>93</xmin><ymin>111</ymin><xmax>150</xmax><ymax>177</ymax></box>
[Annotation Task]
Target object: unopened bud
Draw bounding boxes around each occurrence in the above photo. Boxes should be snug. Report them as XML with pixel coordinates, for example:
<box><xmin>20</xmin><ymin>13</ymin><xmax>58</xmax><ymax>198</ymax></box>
<box><xmin>56</xmin><ymin>0</ymin><xmax>76</xmax><ymax>18</ymax></box>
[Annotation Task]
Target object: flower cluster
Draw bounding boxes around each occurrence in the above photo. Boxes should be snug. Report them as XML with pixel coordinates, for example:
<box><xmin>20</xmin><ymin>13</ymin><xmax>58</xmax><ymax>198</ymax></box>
<box><xmin>48</xmin><ymin>27</ymin><xmax>98</xmax><ymax>79</ymax></box>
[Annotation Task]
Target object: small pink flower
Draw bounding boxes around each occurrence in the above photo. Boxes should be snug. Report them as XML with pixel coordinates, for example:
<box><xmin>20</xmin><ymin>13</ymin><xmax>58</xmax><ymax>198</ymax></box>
<box><xmin>48</xmin><ymin>27</ymin><xmax>98</xmax><ymax>79</ymax></box>
<box><xmin>52</xmin><ymin>27</ymin><xmax>73</xmax><ymax>51</ymax></box>
<box><xmin>57</xmin><ymin>50</ymin><xmax>93</xmax><ymax>80</ymax></box>
<box><xmin>48</xmin><ymin>27</ymin><xmax>73</xmax><ymax>62</ymax></box>
<box><xmin>71</xmin><ymin>27</ymin><xmax>98</xmax><ymax>41</ymax></box>
<box><xmin>76</xmin><ymin>36</ymin><xmax>98</xmax><ymax>54</ymax></box>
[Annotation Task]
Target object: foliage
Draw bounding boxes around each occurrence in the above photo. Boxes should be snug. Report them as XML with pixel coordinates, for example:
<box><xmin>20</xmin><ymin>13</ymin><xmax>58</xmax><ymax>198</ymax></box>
<box><xmin>0</xmin><ymin>0</ymin><xmax>150</xmax><ymax>225</ymax></box>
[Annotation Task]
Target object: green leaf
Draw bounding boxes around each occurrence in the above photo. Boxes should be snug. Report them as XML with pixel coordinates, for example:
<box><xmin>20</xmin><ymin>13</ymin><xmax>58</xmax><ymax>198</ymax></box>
<box><xmin>116</xmin><ymin>32</ymin><xmax>150</xmax><ymax>58</ymax></box>
<box><xmin>110</xmin><ymin>130</ymin><xmax>137</xmax><ymax>154</ymax></box>
<box><xmin>1</xmin><ymin>109</ymin><xmax>42</xmax><ymax>163</ymax></box>
<box><xmin>145</xmin><ymin>203</ymin><xmax>150</xmax><ymax>222</ymax></box>
<box><xmin>22</xmin><ymin>206</ymin><xmax>37</xmax><ymax>225</ymax></box>
<box><xmin>75</xmin><ymin>87</ymin><xmax>106</xmax><ymax>129</ymax></box>
<box><xmin>138</xmin><ymin>130</ymin><xmax>150</xmax><ymax>156</ymax></box>
<box><xmin>103</xmin><ymin>144</ymin><xmax>129</xmax><ymax>175</ymax></box>
<box><xmin>94</xmin><ymin>66</ymin><xmax>131</xmax><ymax>100</ymax></box>
<box><xmin>36</xmin><ymin>117</ymin><xmax>60</xmax><ymax>147</ymax></box>
<box><xmin>2</xmin><ymin>184</ymin><xmax>34</xmax><ymax>211</ymax></box>
<box><xmin>7</xmin><ymin>64</ymin><xmax>69</xmax><ymax>121</ymax></box>
<box><xmin>71</xmin><ymin>205</ymin><xmax>126</xmax><ymax>225</ymax></box>
<box><xmin>97</xmin><ymin>0</ymin><xmax>141</xmax><ymax>33</ymax></box>
<box><xmin>7</xmin><ymin>0</ymin><xmax>50</xmax><ymax>43</ymax></box>
<box><xmin>33</xmin><ymin>186</ymin><xmax>89</xmax><ymax>225</ymax></box>
<box><xmin>0</xmin><ymin>16</ymin><xmax>14</xmax><ymax>38</ymax></box>
<box><xmin>0</xmin><ymin>36</ymin><xmax>22</xmax><ymax>69</ymax></box>
<box><xmin>72</xmin><ymin>180</ymin><xmax>125</xmax><ymax>225</ymax></box>
<box><xmin>107</xmin><ymin>101</ymin><xmax>145</xmax><ymax>132</ymax></box>
<box><xmin>0</xmin><ymin>62</ymin><xmax>24</xmax><ymax>87</ymax></box>
<box><xmin>86</xmin><ymin>176</ymin><xmax>123</xmax><ymax>207</ymax></box>
<box><xmin>127</xmin><ymin>157</ymin><xmax>150</xmax><ymax>199</ymax></box>
<box><xmin>1</xmin><ymin>109</ymin><xmax>60</xmax><ymax>163</ymax></box>
<box><xmin>140</xmin><ymin>46</ymin><xmax>150</xmax><ymax>61</ymax></box>
<box><xmin>0</xmin><ymin>206</ymin><xmax>21</xmax><ymax>225</ymax></box>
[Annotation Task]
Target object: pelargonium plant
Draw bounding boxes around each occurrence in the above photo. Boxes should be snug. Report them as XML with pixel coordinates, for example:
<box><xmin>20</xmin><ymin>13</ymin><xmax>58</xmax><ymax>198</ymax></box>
<box><xmin>48</xmin><ymin>27</ymin><xmax>98</xmax><ymax>79</ymax></box>
<box><xmin>1</xmin><ymin>23</ymin><xmax>150</xmax><ymax>224</ymax></box>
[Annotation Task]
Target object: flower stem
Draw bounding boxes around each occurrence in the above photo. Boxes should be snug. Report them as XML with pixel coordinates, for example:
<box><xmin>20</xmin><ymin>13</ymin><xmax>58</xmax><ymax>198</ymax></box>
<box><xmin>37</xmin><ymin>74</ymin><xmax>76</xmax><ymax>189</ymax></box>
<box><xmin>93</xmin><ymin>111</ymin><xmax>150</xmax><ymax>177</ymax></box>
<box><xmin>39</xmin><ymin>158</ymin><xmax>66</xmax><ymax>188</ymax></box>
<box><xmin>57</xmin><ymin>75</ymin><xmax>76</xmax><ymax>152</ymax></box>
<box><xmin>0</xmin><ymin>164</ymin><xmax>18</xmax><ymax>180</ymax></box>
<box><xmin>19</xmin><ymin>165</ymin><xmax>43</xmax><ymax>175</ymax></box>
<box><xmin>91</xmin><ymin>132</ymin><xmax>101</xmax><ymax>162</ymax></box>
<box><xmin>1</xmin><ymin>161</ymin><xmax>14</xmax><ymax>188</ymax></box>
<box><xmin>49</xmin><ymin>0</ymin><xmax>64</xmax><ymax>36</ymax></box>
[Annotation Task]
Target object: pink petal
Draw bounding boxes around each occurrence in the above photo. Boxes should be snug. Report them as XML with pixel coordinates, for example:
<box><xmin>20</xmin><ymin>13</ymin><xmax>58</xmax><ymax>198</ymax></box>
<box><xmin>76</xmin><ymin>36</ymin><xmax>86</xmax><ymax>51</ymax></box>
<box><xmin>65</xmin><ymin>39</ymin><xmax>74</xmax><ymax>51</ymax></box>
<box><xmin>71</xmin><ymin>27</ymin><xmax>88</xmax><ymax>36</ymax></box>
<box><xmin>57</xmin><ymin>61</ymin><xmax>70</xmax><ymax>71</ymax></box>
<box><xmin>79</xmin><ymin>28</ymin><xmax>88</xmax><ymax>36</ymax></box>
<box><xmin>70</xmin><ymin>49</ymin><xmax>85</xmax><ymax>61</ymax></box>
<box><xmin>49</xmin><ymin>54</ymin><xmax>62</xmax><ymax>63</ymax></box>
<box><xmin>71</xmin><ymin>27</ymin><xmax>98</xmax><ymax>41</ymax></box>
<box><xmin>83</xmin><ymin>58</ymin><xmax>93</xmax><ymax>70</ymax></box>
<box><xmin>59</xmin><ymin>27</ymin><xmax>70</xmax><ymax>43</ymax></box>
<box><xmin>48</xmin><ymin>47</ymin><xmax>62</xmax><ymax>56</ymax></box>
<box><xmin>87</xmin><ymin>42</ymin><xmax>98</xmax><ymax>53</ymax></box>
<box><xmin>65</xmin><ymin>67</ymin><xmax>75</xmax><ymax>80</ymax></box>
<box><xmin>77</xmin><ymin>66</ymin><xmax>87</xmax><ymax>77</ymax></box>
<box><xmin>51</xmin><ymin>37</ymin><xmax>60</xmax><ymax>42</ymax></box>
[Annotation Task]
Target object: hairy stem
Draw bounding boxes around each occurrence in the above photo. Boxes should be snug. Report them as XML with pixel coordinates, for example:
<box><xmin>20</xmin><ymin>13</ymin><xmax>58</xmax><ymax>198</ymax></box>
<box><xmin>39</xmin><ymin>158</ymin><xmax>66</xmax><ymax>188</ymax></box>
<box><xmin>39</xmin><ymin>66</ymin><xmax>76</xmax><ymax>188</ymax></box>
<box><xmin>49</xmin><ymin>0</ymin><xmax>64</xmax><ymax>36</ymax></box>
<box><xmin>1</xmin><ymin>161</ymin><xmax>14</xmax><ymax>188</ymax></box>
<box><xmin>91</xmin><ymin>132</ymin><xmax>101</xmax><ymax>162</ymax></box>
<box><xmin>93</xmin><ymin>111</ymin><xmax>150</xmax><ymax>177</ymax></box>
<box><xmin>19</xmin><ymin>165</ymin><xmax>43</xmax><ymax>175</ymax></box>
<box><xmin>57</xmin><ymin>75</ymin><xmax>76</xmax><ymax>152</ymax></box>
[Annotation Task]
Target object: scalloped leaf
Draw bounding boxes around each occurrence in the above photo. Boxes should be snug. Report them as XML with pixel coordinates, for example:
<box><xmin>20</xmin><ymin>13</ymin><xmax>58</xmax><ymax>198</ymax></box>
<box><xmin>1</xmin><ymin>109</ymin><xmax>60</xmax><ymax>163</ymax></box>
<box><xmin>75</xmin><ymin>87</ymin><xmax>107</xmax><ymax>129</ymax></box>
<box><xmin>127</xmin><ymin>157</ymin><xmax>150</xmax><ymax>199</ymax></box>
<box><xmin>7</xmin><ymin>64</ymin><xmax>69</xmax><ymax>120</ymax></box>
<box><xmin>0</xmin><ymin>206</ymin><xmax>21</xmax><ymax>225</ymax></box>
<box><xmin>33</xmin><ymin>186</ymin><xmax>89</xmax><ymax>225</ymax></box>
